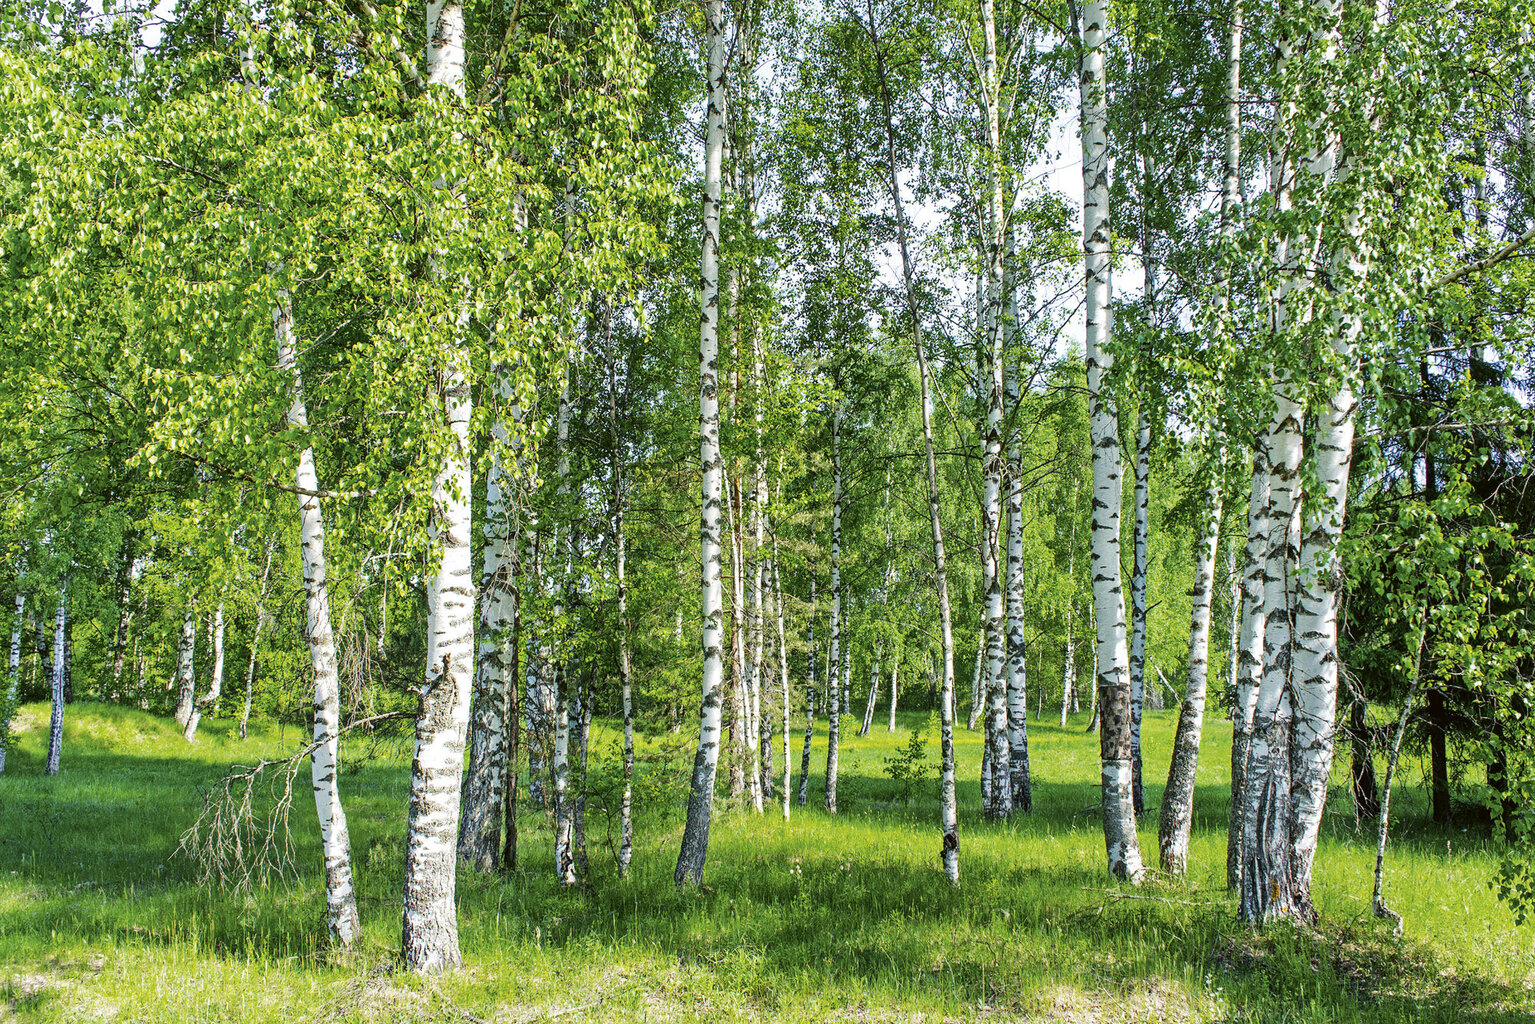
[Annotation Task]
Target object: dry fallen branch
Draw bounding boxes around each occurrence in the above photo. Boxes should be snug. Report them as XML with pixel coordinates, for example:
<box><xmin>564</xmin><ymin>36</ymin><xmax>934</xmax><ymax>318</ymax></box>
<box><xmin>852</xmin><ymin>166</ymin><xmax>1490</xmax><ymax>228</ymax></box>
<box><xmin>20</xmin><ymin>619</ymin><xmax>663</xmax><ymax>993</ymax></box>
<box><xmin>176</xmin><ymin>711</ymin><xmax>409</xmax><ymax>890</ymax></box>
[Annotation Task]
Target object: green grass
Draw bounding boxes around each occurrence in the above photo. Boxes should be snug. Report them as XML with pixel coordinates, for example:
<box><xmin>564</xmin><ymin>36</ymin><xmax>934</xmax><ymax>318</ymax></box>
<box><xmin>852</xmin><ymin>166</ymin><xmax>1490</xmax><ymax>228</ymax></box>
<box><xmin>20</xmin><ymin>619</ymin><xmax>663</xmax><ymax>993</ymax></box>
<box><xmin>1</xmin><ymin>700</ymin><xmax>1531</xmax><ymax>1022</ymax></box>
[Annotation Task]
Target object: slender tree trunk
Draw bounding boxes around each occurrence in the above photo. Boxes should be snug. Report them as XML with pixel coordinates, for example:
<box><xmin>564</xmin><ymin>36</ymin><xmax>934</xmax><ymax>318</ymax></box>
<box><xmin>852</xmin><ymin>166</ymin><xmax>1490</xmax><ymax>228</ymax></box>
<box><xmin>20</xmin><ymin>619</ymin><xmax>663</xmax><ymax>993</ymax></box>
<box><xmin>173</xmin><ymin>597</ymin><xmax>198</xmax><ymax>730</ymax></box>
<box><xmin>45</xmin><ymin>587</ymin><xmax>65</xmax><ymax>776</ymax></box>
<box><xmin>183</xmin><ymin>599</ymin><xmax>225</xmax><ymax>742</ymax></box>
<box><xmin>1224</xmin><ymin>543</ymin><xmax>1240</xmax><ymax>701</ymax></box>
<box><xmin>1005</xmin><ymin>371</ymin><xmax>1032</xmax><ymax>813</ymax></box>
<box><xmin>1159</xmin><ymin>484</ymin><xmax>1223</xmax><ymax>874</ymax></box>
<box><xmin>1062</xmin><ymin>521</ymin><xmax>1077</xmax><ymax>728</ymax></box>
<box><xmin>969</xmin><ymin>628</ymin><xmax>985</xmax><ymax>731</ymax></box>
<box><xmin>552</xmin><ymin>671</ymin><xmax>576</xmax><ymax>886</ymax></box>
<box><xmin>888</xmin><ymin>655</ymin><xmax>899</xmax><ymax>733</ymax></box>
<box><xmin>1228</xmin><ymin>456</ymin><xmax>1268</xmax><ymax>889</ymax></box>
<box><xmin>575</xmin><ymin>684</ymin><xmax>591</xmax><ymax>877</ymax></box>
<box><xmin>1</xmin><ymin>590</ymin><xmax>21</xmax><ymax>774</ymax></box>
<box><xmin>797</xmin><ymin>578</ymin><xmax>816</xmax><ymax>806</ymax></box>
<box><xmin>503</xmin><ymin>582</ymin><xmax>522</xmax><ymax>872</ymax></box>
<box><xmin>1128</xmin><ymin>410</ymin><xmax>1151</xmax><ymax>816</ymax></box>
<box><xmin>1079</xmin><ymin>0</ymin><xmax>1142</xmax><ymax>881</ymax></box>
<box><xmin>1279</xmin><ymin>0</ymin><xmax>1374</xmax><ymax>920</ymax></box>
<box><xmin>1428</xmin><ymin>689</ymin><xmax>1449</xmax><ymax>823</ymax></box>
<box><xmin>240</xmin><ymin>542</ymin><xmax>275</xmax><ymax>741</ymax></box>
<box><xmin>274</xmin><ymin>278</ymin><xmax>362</xmax><ymax>950</ymax></box>
<box><xmin>727</xmin><ymin>476</ymin><xmax>749</xmax><ymax>801</ymax></box>
<box><xmin>610</xmin><ymin>347</ymin><xmax>636</xmax><ymax>878</ymax></box>
<box><xmin>1372</xmin><ymin>627</ymin><xmax>1428</xmax><ymax>932</ymax></box>
<box><xmin>459</xmin><ymin>379</ymin><xmax>521</xmax><ymax>873</ymax></box>
<box><xmin>978</xmin><ymin>0</ymin><xmax>1011</xmax><ymax>822</ymax></box>
<box><xmin>860</xmin><ymin>648</ymin><xmax>880</xmax><ymax>736</ymax></box>
<box><xmin>871</xmin><ymin>8</ymin><xmax>959</xmax><ymax>876</ymax></box>
<box><xmin>1165</xmin><ymin>2</ymin><xmax>1242</xmax><ymax>877</ymax></box>
<box><xmin>552</xmin><ymin>356</ymin><xmax>578</xmax><ymax>886</ymax></box>
<box><xmin>825</xmin><ymin>410</ymin><xmax>844</xmax><ymax>814</ymax></box>
<box><xmin>676</xmin><ymin>0</ymin><xmax>727</xmax><ymax>888</ymax></box>
<box><xmin>752</xmin><ymin>335</ymin><xmax>772</xmax><ymax>807</ymax></box>
<box><xmin>1349</xmin><ymin>697</ymin><xmax>1379</xmax><ymax>822</ymax></box>
<box><xmin>772</xmin><ymin>543</ymin><xmax>791</xmax><ymax>821</ymax></box>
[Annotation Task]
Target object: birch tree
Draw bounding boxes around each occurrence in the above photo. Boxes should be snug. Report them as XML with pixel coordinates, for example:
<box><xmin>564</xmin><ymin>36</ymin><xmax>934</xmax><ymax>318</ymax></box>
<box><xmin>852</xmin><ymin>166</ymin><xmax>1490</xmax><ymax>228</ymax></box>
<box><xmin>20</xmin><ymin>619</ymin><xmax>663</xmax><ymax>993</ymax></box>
<box><xmin>676</xmin><ymin>0</ymin><xmax>728</xmax><ymax>888</ymax></box>
<box><xmin>1</xmin><ymin>588</ymin><xmax>19</xmax><ymax>773</ymax></box>
<box><xmin>402</xmin><ymin>0</ymin><xmax>476</xmax><ymax>969</ymax></box>
<box><xmin>1078</xmin><ymin>0</ymin><xmax>1143</xmax><ymax>881</ymax></box>
<box><xmin>183</xmin><ymin>598</ymin><xmax>224</xmax><ymax>742</ymax></box>
<box><xmin>45</xmin><ymin>584</ymin><xmax>65</xmax><ymax>775</ymax></box>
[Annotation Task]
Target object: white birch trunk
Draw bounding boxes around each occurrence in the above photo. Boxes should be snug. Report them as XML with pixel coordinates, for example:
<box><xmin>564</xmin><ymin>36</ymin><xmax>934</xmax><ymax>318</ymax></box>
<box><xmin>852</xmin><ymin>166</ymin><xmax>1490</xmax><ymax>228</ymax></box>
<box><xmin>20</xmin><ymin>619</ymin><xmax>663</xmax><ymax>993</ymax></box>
<box><xmin>675</xmin><ymin>0</ymin><xmax>727</xmax><ymax>886</ymax></box>
<box><xmin>752</xmin><ymin>333</ymin><xmax>771</xmax><ymax>806</ymax></box>
<box><xmin>796</xmin><ymin>579</ymin><xmax>816</xmax><ymax>806</ymax></box>
<box><xmin>859</xmin><ymin>648</ymin><xmax>879</xmax><ymax>736</ymax></box>
<box><xmin>1005</xmin><ymin>369</ymin><xmax>1031</xmax><ymax>813</ymax></box>
<box><xmin>2</xmin><ymin>591</ymin><xmax>22</xmax><ymax>774</ymax></box>
<box><xmin>403</xmin><ymin>0</ymin><xmax>473</xmax><ymax>969</ymax></box>
<box><xmin>1080</xmin><ymin>0</ymin><xmax>1142</xmax><ymax>880</ymax></box>
<box><xmin>978</xmin><ymin>0</ymin><xmax>1011</xmax><ymax>822</ymax></box>
<box><xmin>610</xmin><ymin>347</ymin><xmax>636</xmax><ymax>876</ymax></box>
<box><xmin>1166</xmin><ymin>0</ymin><xmax>1243</xmax><ymax>878</ymax></box>
<box><xmin>772</xmin><ymin>546</ymin><xmax>791</xmax><ymax>822</ymax></box>
<box><xmin>1238</xmin><ymin>0</ymin><xmax>1342</xmax><ymax>922</ymax></box>
<box><xmin>174</xmin><ymin>598</ymin><xmax>198</xmax><ymax>730</ymax></box>
<box><xmin>1158</xmin><ymin>482</ymin><xmax>1223</xmax><ymax>874</ymax></box>
<box><xmin>1290</xmin><ymin>162</ymin><xmax>1369</xmax><ymax>921</ymax></box>
<box><xmin>824</xmin><ymin>409</ymin><xmax>844</xmax><ymax>814</ymax></box>
<box><xmin>1228</xmin><ymin>456</ymin><xmax>1268</xmax><ymax>889</ymax></box>
<box><xmin>459</xmin><ymin>378</ymin><xmax>519</xmax><ymax>873</ymax></box>
<box><xmin>45</xmin><ymin>588</ymin><xmax>65</xmax><ymax>776</ymax></box>
<box><xmin>240</xmin><ymin>542</ymin><xmax>275</xmax><ymax>741</ymax></box>
<box><xmin>274</xmin><ymin>279</ymin><xmax>361</xmax><ymax>949</ymax></box>
<box><xmin>1128</xmin><ymin>410</ymin><xmax>1151</xmax><ymax>815</ymax></box>
<box><xmin>551</xmin><ymin>354</ymin><xmax>578</xmax><ymax>882</ymax></box>
<box><xmin>888</xmin><ymin>655</ymin><xmax>899</xmax><ymax>733</ymax></box>
<box><xmin>183</xmin><ymin>599</ymin><xmax>225</xmax><ymax>742</ymax></box>
<box><xmin>1062</xmin><ymin>525</ymin><xmax>1077</xmax><ymax>728</ymax></box>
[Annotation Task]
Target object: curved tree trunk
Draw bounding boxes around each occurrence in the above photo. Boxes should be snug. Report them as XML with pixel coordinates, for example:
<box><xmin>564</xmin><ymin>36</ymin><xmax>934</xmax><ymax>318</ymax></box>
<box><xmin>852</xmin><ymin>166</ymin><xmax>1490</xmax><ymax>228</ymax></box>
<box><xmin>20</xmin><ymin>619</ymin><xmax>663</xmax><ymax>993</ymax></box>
<box><xmin>274</xmin><ymin>281</ymin><xmax>361</xmax><ymax>950</ymax></box>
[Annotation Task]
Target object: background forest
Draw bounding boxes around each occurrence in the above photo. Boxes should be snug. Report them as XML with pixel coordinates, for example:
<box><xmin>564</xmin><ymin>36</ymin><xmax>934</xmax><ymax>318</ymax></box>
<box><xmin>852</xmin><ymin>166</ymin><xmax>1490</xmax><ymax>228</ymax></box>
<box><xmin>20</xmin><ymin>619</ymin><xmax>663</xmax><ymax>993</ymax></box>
<box><xmin>2</xmin><ymin>0</ymin><xmax>1535</xmax><ymax>1019</ymax></box>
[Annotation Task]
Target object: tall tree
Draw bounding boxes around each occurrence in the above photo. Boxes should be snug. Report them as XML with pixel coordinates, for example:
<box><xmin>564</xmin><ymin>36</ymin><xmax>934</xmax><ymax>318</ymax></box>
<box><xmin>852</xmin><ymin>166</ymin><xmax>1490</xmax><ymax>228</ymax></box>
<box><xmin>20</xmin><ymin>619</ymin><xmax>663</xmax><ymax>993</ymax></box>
<box><xmin>1078</xmin><ymin>0</ymin><xmax>1143</xmax><ymax>881</ymax></box>
<box><xmin>676</xmin><ymin>0</ymin><xmax>729</xmax><ymax>888</ymax></box>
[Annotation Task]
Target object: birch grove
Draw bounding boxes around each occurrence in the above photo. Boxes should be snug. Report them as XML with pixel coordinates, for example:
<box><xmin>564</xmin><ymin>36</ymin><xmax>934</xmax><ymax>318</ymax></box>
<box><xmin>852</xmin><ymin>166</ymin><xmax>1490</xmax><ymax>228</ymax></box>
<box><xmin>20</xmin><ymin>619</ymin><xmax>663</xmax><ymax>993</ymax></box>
<box><xmin>5</xmin><ymin>0</ymin><xmax>1535</xmax><ymax>981</ymax></box>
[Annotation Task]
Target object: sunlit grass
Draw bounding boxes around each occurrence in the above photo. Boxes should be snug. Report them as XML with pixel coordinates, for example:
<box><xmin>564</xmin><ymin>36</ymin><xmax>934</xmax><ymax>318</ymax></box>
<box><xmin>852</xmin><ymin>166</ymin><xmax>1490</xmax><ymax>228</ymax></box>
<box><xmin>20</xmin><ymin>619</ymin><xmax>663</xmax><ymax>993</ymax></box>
<box><xmin>0</xmin><ymin>700</ymin><xmax>1530</xmax><ymax>1022</ymax></box>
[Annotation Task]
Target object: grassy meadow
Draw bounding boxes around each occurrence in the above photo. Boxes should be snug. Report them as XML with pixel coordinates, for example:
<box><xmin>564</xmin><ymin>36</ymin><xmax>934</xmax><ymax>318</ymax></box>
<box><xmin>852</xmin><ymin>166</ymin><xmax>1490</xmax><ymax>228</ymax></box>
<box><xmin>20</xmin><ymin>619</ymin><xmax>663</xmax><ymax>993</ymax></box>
<box><xmin>0</xmin><ymin>700</ymin><xmax>1531</xmax><ymax>1022</ymax></box>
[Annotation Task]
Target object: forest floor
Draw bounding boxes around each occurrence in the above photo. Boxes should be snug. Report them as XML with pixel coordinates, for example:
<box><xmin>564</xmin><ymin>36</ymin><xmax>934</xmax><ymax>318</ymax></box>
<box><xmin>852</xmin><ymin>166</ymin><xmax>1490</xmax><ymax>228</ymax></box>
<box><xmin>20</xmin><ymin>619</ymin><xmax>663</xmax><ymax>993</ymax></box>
<box><xmin>0</xmin><ymin>701</ymin><xmax>1531</xmax><ymax>1023</ymax></box>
